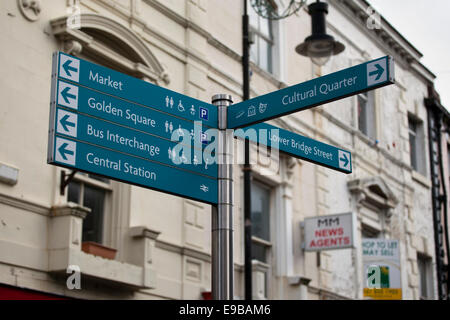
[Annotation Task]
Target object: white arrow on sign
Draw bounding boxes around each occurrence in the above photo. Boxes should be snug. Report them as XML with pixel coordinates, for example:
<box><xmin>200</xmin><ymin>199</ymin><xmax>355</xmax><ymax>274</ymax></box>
<box><xmin>367</xmin><ymin>58</ymin><xmax>387</xmax><ymax>86</ymax></box>
<box><xmin>338</xmin><ymin>150</ymin><xmax>351</xmax><ymax>171</ymax></box>
<box><xmin>55</xmin><ymin>137</ymin><xmax>76</xmax><ymax>166</ymax></box>
<box><xmin>56</xmin><ymin>109</ymin><xmax>78</xmax><ymax>138</ymax></box>
<box><xmin>59</xmin><ymin>54</ymin><xmax>80</xmax><ymax>83</ymax></box>
<box><xmin>57</xmin><ymin>81</ymin><xmax>78</xmax><ymax>109</ymax></box>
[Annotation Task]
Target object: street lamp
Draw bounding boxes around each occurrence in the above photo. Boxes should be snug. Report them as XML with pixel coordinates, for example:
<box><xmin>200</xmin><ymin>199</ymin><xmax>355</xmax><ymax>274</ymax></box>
<box><xmin>295</xmin><ymin>0</ymin><xmax>345</xmax><ymax>66</ymax></box>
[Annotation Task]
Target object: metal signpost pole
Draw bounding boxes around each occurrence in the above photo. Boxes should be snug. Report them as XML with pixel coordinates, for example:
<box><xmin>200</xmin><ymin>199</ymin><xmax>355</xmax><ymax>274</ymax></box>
<box><xmin>211</xmin><ymin>94</ymin><xmax>234</xmax><ymax>300</ymax></box>
<box><xmin>242</xmin><ymin>0</ymin><xmax>253</xmax><ymax>301</ymax></box>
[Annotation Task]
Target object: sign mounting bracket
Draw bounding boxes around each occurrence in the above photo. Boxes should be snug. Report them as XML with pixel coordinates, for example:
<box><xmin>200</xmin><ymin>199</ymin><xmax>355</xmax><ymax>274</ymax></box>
<box><xmin>60</xmin><ymin>169</ymin><xmax>78</xmax><ymax>196</ymax></box>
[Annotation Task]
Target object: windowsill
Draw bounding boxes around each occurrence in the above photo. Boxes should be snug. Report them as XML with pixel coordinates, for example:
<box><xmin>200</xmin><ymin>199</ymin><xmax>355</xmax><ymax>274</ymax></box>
<box><xmin>251</xmin><ymin>259</ymin><xmax>270</xmax><ymax>272</ymax></box>
<box><xmin>354</xmin><ymin>130</ymin><xmax>379</xmax><ymax>148</ymax></box>
<box><xmin>251</xmin><ymin>236</ymin><xmax>272</xmax><ymax>247</ymax></box>
<box><xmin>49</xmin><ymin>247</ymin><xmax>156</xmax><ymax>289</ymax></box>
<box><xmin>249</xmin><ymin>61</ymin><xmax>284</xmax><ymax>89</ymax></box>
<box><xmin>411</xmin><ymin>170</ymin><xmax>431</xmax><ymax>188</ymax></box>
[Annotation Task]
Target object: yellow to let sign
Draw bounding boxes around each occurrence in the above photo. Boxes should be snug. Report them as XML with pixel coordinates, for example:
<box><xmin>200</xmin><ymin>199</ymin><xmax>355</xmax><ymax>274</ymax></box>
<box><xmin>363</xmin><ymin>288</ymin><xmax>402</xmax><ymax>300</ymax></box>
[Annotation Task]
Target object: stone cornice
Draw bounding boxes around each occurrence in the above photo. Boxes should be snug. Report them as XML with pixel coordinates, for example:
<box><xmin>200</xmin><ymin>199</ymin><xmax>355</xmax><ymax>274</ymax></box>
<box><xmin>129</xmin><ymin>226</ymin><xmax>161</xmax><ymax>240</ymax></box>
<box><xmin>155</xmin><ymin>239</ymin><xmax>211</xmax><ymax>262</ymax></box>
<box><xmin>331</xmin><ymin>0</ymin><xmax>435</xmax><ymax>84</ymax></box>
<box><xmin>50</xmin><ymin>202</ymin><xmax>91</xmax><ymax>219</ymax></box>
<box><xmin>0</xmin><ymin>192</ymin><xmax>50</xmax><ymax>216</ymax></box>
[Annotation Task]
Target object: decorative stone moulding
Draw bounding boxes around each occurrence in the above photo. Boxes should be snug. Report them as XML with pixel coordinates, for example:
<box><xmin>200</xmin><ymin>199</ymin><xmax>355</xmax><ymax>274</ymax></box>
<box><xmin>64</xmin><ymin>40</ymin><xmax>83</xmax><ymax>56</ymax></box>
<box><xmin>50</xmin><ymin>13</ymin><xmax>170</xmax><ymax>85</ymax></box>
<box><xmin>18</xmin><ymin>0</ymin><xmax>41</xmax><ymax>21</ymax></box>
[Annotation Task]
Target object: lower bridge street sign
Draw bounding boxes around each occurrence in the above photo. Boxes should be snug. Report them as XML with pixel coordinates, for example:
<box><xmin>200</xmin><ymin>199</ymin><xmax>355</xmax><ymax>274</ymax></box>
<box><xmin>235</xmin><ymin>122</ymin><xmax>352</xmax><ymax>173</ymax></box>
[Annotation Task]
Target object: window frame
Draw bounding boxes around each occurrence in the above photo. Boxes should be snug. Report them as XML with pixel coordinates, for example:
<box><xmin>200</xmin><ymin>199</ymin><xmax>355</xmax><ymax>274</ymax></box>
<box><xmin>67</xmin><ymin>172</ymin><xmax>112</xmax><ymax>244</ymax></box>
<box><xmin>408</xmin><ymin>114</ymin><xmax>427</xmax><ymax>175</ymax></box>
<box><xmin>248</xmin><ymin>2</ymin><xmax>275</xmax><ymax>74</ymax></box>
<box><xmin>250</xmin><ymin>179</ymin><xmax>273</xmax><ymax>264</ymax></box>
<box><xmin>361</xmin><ymin>223</ymin><xmax>381</xmax><ymax>239</ymax></box>
<box><xmin>357</xmin><ymin>90</ymin><xmax>376</xmax><ymax>139</ymax></box>
<box><xmin>249</xmin><ymin>177</ymin><xmax>276</xmax><ymax>299</ymax></box>
<box><xmin>417</xmin><ymin>253</ymin><xmax>433</xmax><ymax>300</ymax></box>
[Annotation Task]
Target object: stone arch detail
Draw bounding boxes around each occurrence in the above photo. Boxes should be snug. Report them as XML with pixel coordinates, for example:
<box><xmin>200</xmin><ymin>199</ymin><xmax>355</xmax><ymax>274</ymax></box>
<box><xmin>348</xmin><ymin>176</ymin><xmax>399</xmax><ymax>218</ymax></box>
<box><xmin>50</xmin><ymin>13</ymin><xmax>169</xmax><ymax>85</ymax></box>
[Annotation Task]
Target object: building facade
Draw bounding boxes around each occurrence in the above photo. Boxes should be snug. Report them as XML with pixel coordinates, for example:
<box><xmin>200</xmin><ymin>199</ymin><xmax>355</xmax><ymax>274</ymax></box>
<box><xmin>0</xmin><ymin>0</ymin><xmax>445</xmax><ymax>299</ymax></box>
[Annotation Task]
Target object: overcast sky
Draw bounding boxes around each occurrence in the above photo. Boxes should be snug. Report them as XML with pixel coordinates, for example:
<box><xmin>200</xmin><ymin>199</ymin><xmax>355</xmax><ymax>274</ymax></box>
<box><xmin>368</xmin><ymin>0</ymin><xmax>450</xmax><ymax>109</ymax></box>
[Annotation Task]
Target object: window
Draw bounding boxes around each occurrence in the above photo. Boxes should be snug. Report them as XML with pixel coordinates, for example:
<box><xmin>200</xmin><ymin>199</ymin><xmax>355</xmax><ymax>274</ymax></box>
<box><xmin>251</xmin><ymin>180</ymin><xmax>272</xmax><ymax>263</ymax></box>
<box><xmin>408</xmin><ymin>115</ymin><xmax>426</xmax><ymax>174</ymax></box>
<box><xmin>67</xmin><ymin>173</ymin><xmax>111</xmax><ymax>243</ymax></box>
<box><xmin>250</xmin><ymin>180</ymin><xmax>272</xmax><ymax>298</ymax></box>
<box><xmin>248</xmin><ymin>1</ymin><xmax>274</xmax><ymax>73</ymax></box>
<box><xmin>361</xmin><ymin>224</ymin><xmax>380</xmax><ymax>239</ymax></box>
<box><xmin>357</xmin><ymin>91</ymin><xmax>376</xmax><ymax>139</ymax></box>
<box><xmin>417</xmin><ymin>253</ymin><xmax>433</xmax><ymax>299</ymax></box>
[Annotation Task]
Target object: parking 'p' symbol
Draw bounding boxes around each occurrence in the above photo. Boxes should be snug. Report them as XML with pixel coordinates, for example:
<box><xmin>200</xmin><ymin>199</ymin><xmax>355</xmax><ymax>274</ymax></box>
<box><xmin>199</xmin><ymin>107</ymin><xmax>208</xmax><ymax>121</ymax></box>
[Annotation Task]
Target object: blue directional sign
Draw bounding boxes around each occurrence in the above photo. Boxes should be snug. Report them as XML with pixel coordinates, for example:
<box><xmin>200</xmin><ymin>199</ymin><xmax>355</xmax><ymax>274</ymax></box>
<box><xmin>50</xmin><ymin>135</ymin><xmax>217</xmax><ymax>204</ymax></box>
<box><xmin>55</xmin><ymin>80</ymin><xmax>213</xmax><ymax>149</ymax></box>
<box><xmin>48</xmin><ymin>52</ymin><xmax>218</xmax><ymax>205</ymax></box>
<box><xmin>55</xmin><ymin>51</ymin><xmax>217</xmax><ymax>128</ymax></box>
<box><xmin>234</xmin><ymin>123</ymin><xmax>352</xmax><ymax>173</ymax></box>
<box><xmin>228</xmin><ymin>56</ymin><xmax>394</xmax><ymax>129</ymax></box>
<box><xmin>54</xmin><ymin>107</ymin><xmax>217</xmax><ymax>178</ymax></box>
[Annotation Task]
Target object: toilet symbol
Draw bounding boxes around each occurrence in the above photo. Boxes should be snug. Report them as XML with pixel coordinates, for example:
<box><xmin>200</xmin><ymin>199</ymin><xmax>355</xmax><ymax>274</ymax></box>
<box><xmin>169</xmin><ymin>122</ymin><xmax>173</xmax><ymax>133</ymax></box>
<box><xmin>165</xmin><ymin>96</ymin><xmax>169</xmax><ymax>108</ymax></box>
<box><xmin>165</xmin><ymin>121</ymin><xmax>169</xmax><ymax>133</ymax></box>
<box><xmin>190</xmin><ymin>105</ymin><xmax>196</xmax><ymax>116</ymax></box>
<box><xmin>168</xmin><ymin>147</ymin><xmax>172</xmax><ymax>159</ymax></box>
<box><xmin>170</xmin><ymin>97</ymin><xmax>174</xmax><ymax>108</ymax></box>
<box><xmin>193</xmin><ymin>155</ymin><xmax>199</xmax><ymax>166</ymax></box>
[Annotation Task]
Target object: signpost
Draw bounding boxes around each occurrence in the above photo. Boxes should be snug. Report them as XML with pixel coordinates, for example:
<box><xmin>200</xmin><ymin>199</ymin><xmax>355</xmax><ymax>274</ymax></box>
<box><xmin>48</xmin><ymin>52</ymin><xmax>218</xmax><ymax>205</ymax></box>
<box><xmin>47</xmin><ymin>51</ymin><xmax>395</xmax><ymax>300</ymax></box>
<box><xmin>235</xmin><ymin>123</ymin><xmax>352</xmax><ymax>173</ymax></box>
<box><xmin>362</xmin><ymin>239</ymin><xmax>402</xmax><ymax>300</ymax></box>
<box><xmin>228</xmin><ymin>56</ymin><xmax>394</xmax><ymax>129</ymax></box>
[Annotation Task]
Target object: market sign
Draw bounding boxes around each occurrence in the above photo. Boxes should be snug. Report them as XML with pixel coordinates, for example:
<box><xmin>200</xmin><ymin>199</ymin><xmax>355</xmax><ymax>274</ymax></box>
<box><xmin>362</xmin><ymin>239</ymin><xmax>402</xmax><ymax>300</ymax></box>
<box><xmin>303</xmin><ymin>212</ymin><xmax>356</xmax><ymax>251</ymax></box>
